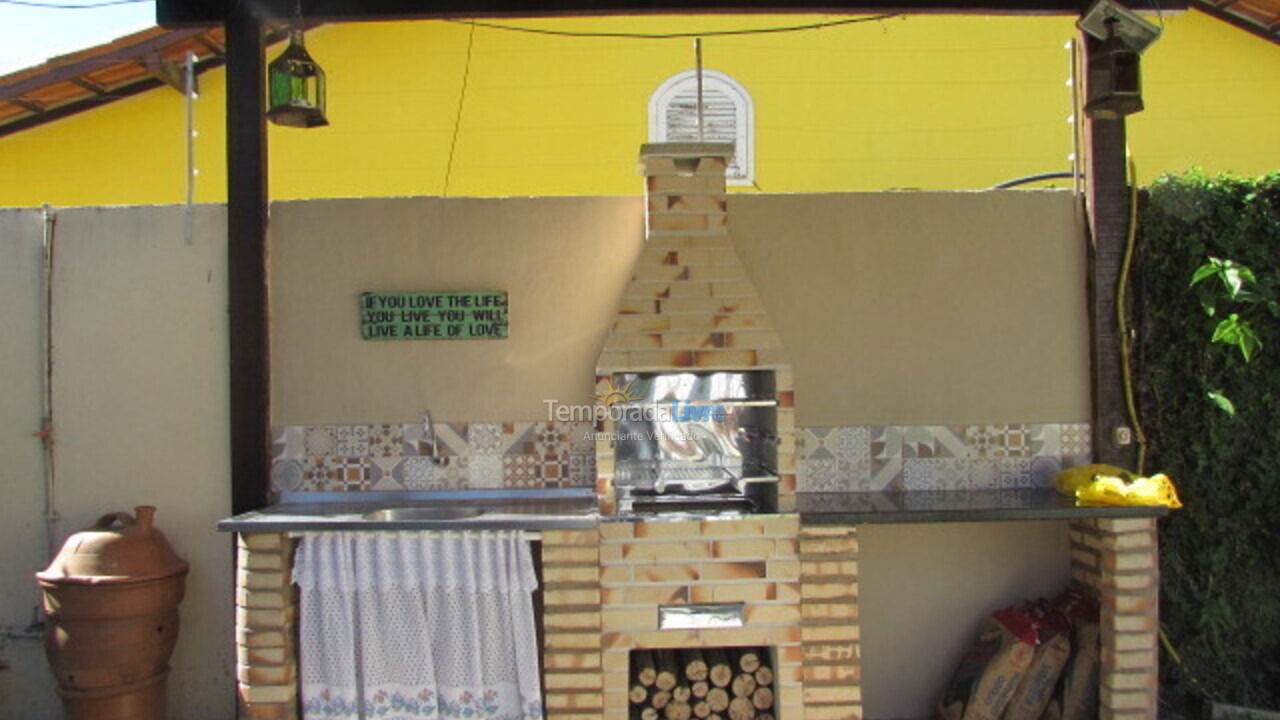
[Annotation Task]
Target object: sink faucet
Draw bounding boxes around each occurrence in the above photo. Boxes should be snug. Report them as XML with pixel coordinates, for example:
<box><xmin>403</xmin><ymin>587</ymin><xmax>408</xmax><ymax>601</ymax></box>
<box><xmin>423</xmin><ymin>409</ymin><xmax>438</xmax><ymax>460</ymax></box>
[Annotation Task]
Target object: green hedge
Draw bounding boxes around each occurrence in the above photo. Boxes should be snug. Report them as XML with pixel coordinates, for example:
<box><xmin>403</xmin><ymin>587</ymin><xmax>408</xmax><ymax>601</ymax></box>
<box><xmin>1135</xmin><ymin>170</ymin><xmax>1280</xmax><ymax>712</ymax></box>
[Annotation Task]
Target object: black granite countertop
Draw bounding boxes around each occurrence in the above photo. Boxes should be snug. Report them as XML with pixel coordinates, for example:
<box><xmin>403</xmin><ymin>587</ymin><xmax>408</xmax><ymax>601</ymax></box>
<box><xmin>797</xmin><ymin>487</ymin><xmax>1170</xmax><ymax>525</ymax></box>
<box><xmin>217</xmin><ymin>488</ymin><xmax>598</xmax><ymax>533</ymax></box>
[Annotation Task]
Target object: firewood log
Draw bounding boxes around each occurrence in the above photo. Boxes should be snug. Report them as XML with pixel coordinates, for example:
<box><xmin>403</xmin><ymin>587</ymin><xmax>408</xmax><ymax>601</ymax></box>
<box><xmin>731</xmin><ymin>673</ymin><xmax>757</xmax><ymax>698</ymax></box>
<box><xmin>635</xmin><ymin>650</ymin><xmax>658</xmax><ymax>687</ymax></box>
<box><xmin>691</xmin><ymin>681</ymin><xmax>710</xmax><ymax>699</ymax></box>
<box><xmin>738</xmin><ymin>650</ymin><xmax>761</xmax><ymax>674</ymax></box>
<box><xmin>681</xmin><ymin>648</ymin><xmax>709</xmax><ymax>682</ymax></box>
<box><xmin>705</xmin><ymin>648</ymin><xmax>733</xmax><ymax>688</ymax></box>
<box><xmin>728</xmin><ymin>697</ymin><xmax>756</xmax><ymax>720</ymax></box>
<box><xmin>665</xmin><ymin>701</ymin><xmax>693</xmax><ymax>720</ymax></box>
<box><xmin>706</xmin><ymin>688</ymin><xmax>730</xmax><ymax>712</ymax></box>
<box><xmin>630</xmin><ymin>685</ymin><xmax>649</xmax><ymax>704</ymax></box>
<box><xmin>673</xmin><ymin>685</ymin><xmax>692</xmax><ymax>703</ymax></box>
<box><xmin>693</xmin><ymin>701</ymin><xmax>711</xmax><ymax>718</ymax></box>
<box><xmin>641</xmin><ymin>709</ymin><xmax>659</xmax><ymax>720</ymax></box>
<box><xmin>652</xmin><ymin>691</ymin><xmax>672</xmax><ymax>710</ymax></box>
<box><xmin>655</xmin><ymin>650</ymin><xmax>680</xmax><ymax>692</ymax></box>
<box><xmin>752</xmin><ymin>665</ymin><xmax>773</xmax><ymax>687</ymax></box>
<box><xmin>756</xmin><ymin>713</ymin><xmax>775</xmax><ymax>720</ymax></box>
<box><xmin>751</xmin><ymin>687</ymin><xmax>773</xmax><ymax>711</ymax></box>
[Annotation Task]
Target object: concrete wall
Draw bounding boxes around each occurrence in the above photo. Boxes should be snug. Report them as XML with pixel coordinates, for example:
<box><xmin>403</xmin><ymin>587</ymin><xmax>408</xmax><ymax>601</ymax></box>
<box><xmin>273</xmin><ymin>190</ymin><xmax>1088</xmax><ymax>427</ymax></box>
<box><xmin>271</xmin><ymin>190</ymin><xmax>1084</xmax><ymax>718</ymax></box>
<box><xmin>0</xmin><ymin>190</ymin><xmax>1085</xmax><ymax>719</ymax></box>
<box><xmin>0</xmin><ymin>205</ymin><xmax>234</xmax><ymax>719</ymax></box>
<box><xmin>270</xmin><ymin>196</ymin><xmax>644</xmax><ymax>425</ymax></box>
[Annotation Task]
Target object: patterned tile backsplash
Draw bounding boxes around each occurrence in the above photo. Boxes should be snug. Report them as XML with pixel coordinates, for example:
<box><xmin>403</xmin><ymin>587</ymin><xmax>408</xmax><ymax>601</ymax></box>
<box><xmin>275</xmin><ymin>418</ymin><xmax>1090</xmax><ymax>496</ymax></box>
<box><xmin>270</xmin><ymin>419</ymin><xmax>596</xmax><ymax>494</ymax></box>
<box><xmin>797</xmin><ymin>423</ymin><xmax>1091</xmax><ymax>492</ymax></box>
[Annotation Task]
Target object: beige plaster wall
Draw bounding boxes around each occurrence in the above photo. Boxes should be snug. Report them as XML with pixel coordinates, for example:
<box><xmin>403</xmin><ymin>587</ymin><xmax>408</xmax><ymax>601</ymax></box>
<box><xmin>272</xmin><ymin>191</ymin><xmax>1089</xmax><ymax>427</ymax></box>
<box><xmin>269</xmin><ymin>196</ymin><xmax>645</xmax><ymax>425</ymax></box>
<box><xmin>731</xmin><ymin>190</ymin><xmax>1091</xmax><ymax>425</ymax></box>
<box><xmin>0</xmin><ymin>205</ymin><xmax>234</xmax><ymax>719</ymax></box>
<box><xmin>0</xmin><ymin>209</ymin><xmax>60</xmax><ymax>718</ymax></box>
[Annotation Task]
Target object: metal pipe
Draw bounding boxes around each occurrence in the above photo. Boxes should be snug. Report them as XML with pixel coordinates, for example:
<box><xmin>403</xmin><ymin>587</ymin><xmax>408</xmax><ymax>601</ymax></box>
<box><xmin>184</xmin><ymin>50</ymin><xmax>197</xmax><ymax>245</ymax></box>
<box><xmin>695</xmin><ymin>38</ymin><xmax>704</xmax><ymax>142</ymax></box>
<box><xmin>39</xmin><ymin>203</ymin><xmax>59</xmax><ymax>561</ymax></box>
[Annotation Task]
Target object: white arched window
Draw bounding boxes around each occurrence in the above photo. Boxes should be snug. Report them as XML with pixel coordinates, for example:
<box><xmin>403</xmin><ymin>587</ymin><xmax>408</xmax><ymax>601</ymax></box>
<box><xmin>649</xmin><ymin>70</ymin><xmax>753</xmax><ymax>186</ymax></box>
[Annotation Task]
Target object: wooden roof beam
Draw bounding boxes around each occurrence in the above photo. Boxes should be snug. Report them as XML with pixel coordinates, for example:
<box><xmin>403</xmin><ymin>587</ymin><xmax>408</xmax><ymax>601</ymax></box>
<box><xmin>196</xmin><ymin>31</ymin><xmax>226</xmax><ymax>56</ymax></box>
<box><xmin>70</xmin><ymin>77</ymin><xmax>109</xmax><ymax>95</ymax></box>
<box><xmin>8</xmin><ymin>98</ymin><xmax>44</xmax><ymax>114</ymax></box>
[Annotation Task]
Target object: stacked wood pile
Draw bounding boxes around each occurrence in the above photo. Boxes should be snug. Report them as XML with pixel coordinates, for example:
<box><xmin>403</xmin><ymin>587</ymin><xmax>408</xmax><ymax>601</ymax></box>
<box><xmin>629</xmin><ymin>648</ymin><xmax>776</xmax><ymax>720</ymax></box>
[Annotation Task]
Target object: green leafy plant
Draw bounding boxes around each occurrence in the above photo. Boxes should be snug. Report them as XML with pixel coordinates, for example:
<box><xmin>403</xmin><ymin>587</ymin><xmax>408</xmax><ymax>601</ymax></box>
<box><xmin>1135</xmin><ymin>169</ymin><xmax>1280</xmax><ymax>715</ymax></box>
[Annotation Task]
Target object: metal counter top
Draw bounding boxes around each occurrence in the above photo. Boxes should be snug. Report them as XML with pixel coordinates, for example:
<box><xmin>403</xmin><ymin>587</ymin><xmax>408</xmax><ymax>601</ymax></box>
<box><xmin>217</xmin><ymin>488</ymin><xmax>598</xmax><ymax>533</ymax></box>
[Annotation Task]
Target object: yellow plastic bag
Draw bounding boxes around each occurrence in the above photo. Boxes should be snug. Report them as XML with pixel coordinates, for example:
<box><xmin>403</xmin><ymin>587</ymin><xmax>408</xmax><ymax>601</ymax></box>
<box><xmin>1075</xmin><ymin>473</ymin><xmax>1182</xmax><ymax>509</ymax></box>
<box><xmin>1054</xmin><ymin>464</ymin><xmax>1135</xmax><ymax>495</ymax></box>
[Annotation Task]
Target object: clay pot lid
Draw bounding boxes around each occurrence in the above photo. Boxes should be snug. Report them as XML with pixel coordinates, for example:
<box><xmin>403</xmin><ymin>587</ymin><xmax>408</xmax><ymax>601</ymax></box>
<box><xmin>37</xmin><ymin>506</ymin><xmax>189</xmax><ymax>586</ymax></box>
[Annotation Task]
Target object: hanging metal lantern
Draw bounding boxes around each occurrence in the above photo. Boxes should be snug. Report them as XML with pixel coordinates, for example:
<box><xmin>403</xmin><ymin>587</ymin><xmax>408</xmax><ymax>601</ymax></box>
<box><xmin>267</xmin><ymin>30</ymin><xmax>328</xmax><ymax>128</ymax></box>
<box><xmin>1084</xmin><ymin>19</ymin><xmax>1143</xmax><ymax>119</ymax></box>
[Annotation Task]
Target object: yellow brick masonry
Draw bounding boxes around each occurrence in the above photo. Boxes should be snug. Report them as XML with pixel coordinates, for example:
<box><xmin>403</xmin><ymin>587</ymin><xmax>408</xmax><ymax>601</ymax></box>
<box><xmin>600</xmin><ymin>143</ymin><xmax>789</xmax><ymax>373</ymax></box>
<box><xmin>543</xmin><ymin>529</ymin><xmax>606</xmax><ymax>720</ymax></box>
<box><xmin>798</xmin><ymin>525</ymin><xmax>862</xmax><ymax>720</ymax></box>
<box><xmin>236</xmin><ymin>533</ymin><xmax>300</xmax><ymax>720</ymax></box>
<box><xmin>595</xmin><ymin>144</ymin><xmax>798</xmax><ymax>513</ymax></box>
<box><xmin>598</xmin><ymin>516</ymin><xmax>811</xmax><ymax>720</ymax></box>
<box><xmin>1068</xmin><ymin>518</ymin><xmax>1160</xmax><ymax>720</ymax></box>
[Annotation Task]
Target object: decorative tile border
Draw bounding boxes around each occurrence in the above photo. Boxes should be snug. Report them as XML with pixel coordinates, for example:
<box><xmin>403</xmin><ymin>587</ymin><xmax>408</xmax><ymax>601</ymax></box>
<box><xmin>270</xmin><ymin>419</ymin><xmax>596</xmax><ymax>494</ymax></box>
<box><xmin>798</xmin><ymin>423</ymin><xmax>1091</xmax><ymax>492</ymax></box>
<box><xmin>277</xmin><ymin>419</ymin><xmax>1087</xmax><ymax>495</ymax></box>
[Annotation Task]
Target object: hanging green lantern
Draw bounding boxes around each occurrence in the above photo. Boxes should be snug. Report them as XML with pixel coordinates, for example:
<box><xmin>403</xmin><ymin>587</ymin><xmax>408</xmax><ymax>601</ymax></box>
<box><xmin>267</xmin><ymin>30</ymin><xmax>328</xmax><ymax>128</ymax></box>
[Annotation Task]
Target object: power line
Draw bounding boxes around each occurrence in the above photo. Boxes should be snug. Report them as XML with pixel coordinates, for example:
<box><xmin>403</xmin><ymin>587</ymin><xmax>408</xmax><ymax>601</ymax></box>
<box><xmin>444</xmin><ymin>14</ymin><xmax>900</xmax><ymax>40</ymax></box>
<box><xmin>0</xmin><ymin>0</ymin><xmax>150</xmax><ymax>8</ymax></box>
<box><xmin>442</xmin><ymin>20</ymin><xmax>475</xmax><ymax>197</ymax></box>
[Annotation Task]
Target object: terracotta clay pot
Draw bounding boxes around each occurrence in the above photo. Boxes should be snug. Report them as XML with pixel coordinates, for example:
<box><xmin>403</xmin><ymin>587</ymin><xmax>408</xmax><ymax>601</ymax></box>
<box><xmin>56</xmin><ymin>671</ymin><xmax>168</xmax><ymax>720</ymax></box>
<box><xmin>37</xmin><ymin>507</ymin><xmax>188</xmax><ymax>719</ymax></box>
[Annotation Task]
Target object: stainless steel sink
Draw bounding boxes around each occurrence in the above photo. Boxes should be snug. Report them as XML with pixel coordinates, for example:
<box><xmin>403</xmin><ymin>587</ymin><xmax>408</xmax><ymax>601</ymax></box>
<box><xmin>361</xmin><ymin>506</ymin><xmax>486</xmax><ymax>521</ymax></box>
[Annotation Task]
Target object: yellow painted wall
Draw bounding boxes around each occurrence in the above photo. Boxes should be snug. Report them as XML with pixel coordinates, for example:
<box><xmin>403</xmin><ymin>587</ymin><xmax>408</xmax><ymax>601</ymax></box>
<box><xmin>1</xmin><ymin>10</ymin><xmax>1277</xmax><ymax>207</ymax></box>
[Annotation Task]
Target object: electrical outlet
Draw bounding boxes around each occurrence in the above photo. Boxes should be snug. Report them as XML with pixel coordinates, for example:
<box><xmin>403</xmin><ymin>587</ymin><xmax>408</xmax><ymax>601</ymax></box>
<box><xmin>1113</xmin><ymin>426</ymin><xmax>1133</xmax><ymax>446</ymax></box>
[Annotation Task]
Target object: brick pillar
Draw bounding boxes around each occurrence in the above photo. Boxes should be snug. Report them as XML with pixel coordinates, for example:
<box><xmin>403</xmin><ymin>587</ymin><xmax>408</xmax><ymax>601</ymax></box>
<box><xmin>542</xmin><ymin>529</ymin><xmax>605</xmax><ymax>720</ymax></box>
<box><xmin>799</xmin><ymin>525</ymin><xmax>862</xmax><ymax>720</ymax></box>
<box><xmin>235</xmin><ymin>533</ymin><xmax>299</xmax><ymax>720</ymax></box>
<box><xmin>1068</xmin><ymin>518</ymin><xmax>1159</xmax><ymax>719</ymax></box>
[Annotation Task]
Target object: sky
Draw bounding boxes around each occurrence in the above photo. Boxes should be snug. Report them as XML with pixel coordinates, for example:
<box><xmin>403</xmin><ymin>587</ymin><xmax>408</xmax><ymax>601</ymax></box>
<box><xmin>0</xmin><ymin>0</ymin><xmax>156</xmax><ymax>75</ymax></box>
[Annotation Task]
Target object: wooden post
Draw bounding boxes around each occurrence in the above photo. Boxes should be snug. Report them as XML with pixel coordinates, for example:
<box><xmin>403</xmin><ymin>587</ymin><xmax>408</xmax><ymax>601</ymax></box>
<box><xmin>1080</xmin><ymin>29</ymin><xmax>1137</xmax><ymax>470</ymax></box>
<box><xmin>226</xmin><ymin>5</ymin><xmax>270</xmax><ymax>515</ymax></box>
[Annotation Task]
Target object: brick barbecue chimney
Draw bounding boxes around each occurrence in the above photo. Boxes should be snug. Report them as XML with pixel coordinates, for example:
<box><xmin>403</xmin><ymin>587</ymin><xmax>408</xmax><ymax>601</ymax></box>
<box><xmin>595</xmin><ymin>142</ymin><xmax>796</xmax><ymax>512</ymax></box>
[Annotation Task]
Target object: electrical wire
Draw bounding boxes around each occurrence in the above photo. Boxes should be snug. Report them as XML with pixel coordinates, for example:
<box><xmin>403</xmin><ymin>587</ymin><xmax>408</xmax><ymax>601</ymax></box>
<box><xmin>0</xmin><ymin>0</ymin><xmax>149</xmax><ymax>8</ymax></box>
<box><xmin>442</xmin><ymin>21</ymin><xmax>474</xmax><ymax>197</ymax></box>
<box><xmin>1117</xmin><ymin>148</ymin><xmax>1147</xmax><ymax>475</ymax></box>
<box><xmin>444</xmin><ymin>14</ymin><xmax>899</xmax><ymax>40</ymax></box>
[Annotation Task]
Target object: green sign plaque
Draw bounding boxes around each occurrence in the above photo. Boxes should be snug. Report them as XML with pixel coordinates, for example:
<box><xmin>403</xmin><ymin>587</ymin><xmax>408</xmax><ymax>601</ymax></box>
<box><xmin>360</xmin><ymin>291</ymin><xmax>508</xmax><ymax>340</ymax></box>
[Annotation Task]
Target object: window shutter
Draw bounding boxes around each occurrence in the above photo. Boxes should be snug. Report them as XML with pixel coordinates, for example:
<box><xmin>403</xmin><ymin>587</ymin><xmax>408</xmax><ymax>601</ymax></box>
<box><xmin>664</xmin><ymin>87</ymin><xmax>743</xmax><ymax>178</ymax></box>
<box><xmin>650</xmin><ymin>71</ymin><xmax>752</xmax><ymax>184</ymax></box>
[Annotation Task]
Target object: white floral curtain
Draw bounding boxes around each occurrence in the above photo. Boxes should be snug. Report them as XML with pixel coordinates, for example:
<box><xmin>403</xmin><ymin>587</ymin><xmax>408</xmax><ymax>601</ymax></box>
<box><xmin>293</xmin><ymin>531</ymin><xmax>543</xmax><ymax>720</ymax></box>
